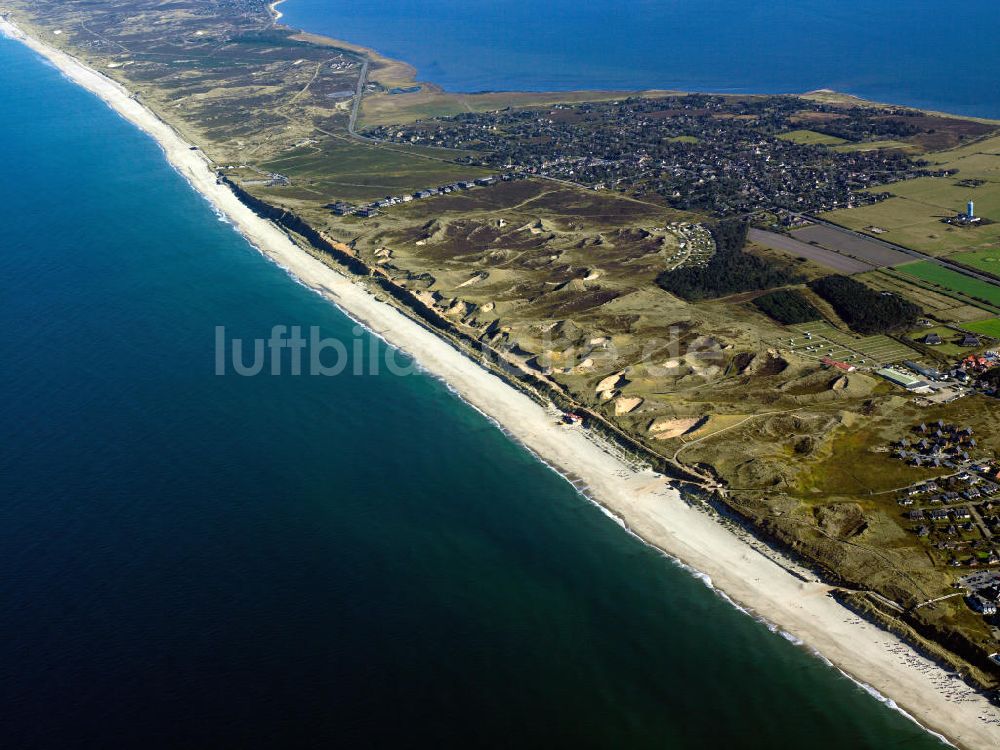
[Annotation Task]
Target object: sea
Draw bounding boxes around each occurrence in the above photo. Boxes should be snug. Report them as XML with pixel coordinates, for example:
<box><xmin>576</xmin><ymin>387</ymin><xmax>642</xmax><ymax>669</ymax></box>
<box><xmin>0</xmin><ymin>11</ymin><xmax>964</xmax><ymax>750</ymax></box>
<box><xmin>284</xmin><ymin>0</ymin><xmax>1000</xmax><ymax>118</ymax></box>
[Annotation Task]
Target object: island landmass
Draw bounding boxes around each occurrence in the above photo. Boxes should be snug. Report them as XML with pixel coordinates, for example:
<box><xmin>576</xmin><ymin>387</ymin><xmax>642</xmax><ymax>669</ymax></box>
<box><xmin>4</xmin><ymin>1</ymin><xmax>1000</xmax><ymax>746</ymax></box>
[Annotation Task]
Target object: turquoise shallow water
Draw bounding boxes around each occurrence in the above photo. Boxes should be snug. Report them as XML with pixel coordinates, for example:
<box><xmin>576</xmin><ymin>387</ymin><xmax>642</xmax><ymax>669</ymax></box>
<box><xmin>283</xmin><ymin>0</ymin><xmax>1000</xmax><ymax>118</ymax></box>
<box><xmin>0</xmin><ymin>33</ymin><xmax>952</xmax><ymax>749</ymax></box>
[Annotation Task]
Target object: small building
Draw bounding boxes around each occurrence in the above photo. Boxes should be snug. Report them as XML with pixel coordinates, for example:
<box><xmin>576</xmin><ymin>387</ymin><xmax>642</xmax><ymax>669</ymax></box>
<box><xmin>968</xmin><ymin>596</ymin><xmax>998</xmax><ymax>616</ymax></box>
<box><xmin>922</xmin><ymin>332</ymin><xmax>943</xmax><ymax>346</ymax></box>
<box><xmin>328</xmin><ymin>201</ymin><xmax>354</xmax><ymax>216</ymax></box>
<box><xmin>904</xmin><ymin>360</ymin><xmax>943</xmax><ymax>381</ymax></box>
<box><xmin>961</xmin><ymin>333</ymin><xmax>981</xmax><ymax>348</ymax></box>
<box><xmin>355</xmin><ymin>206</ymin><xmax>380</xmax><ymax>218</ymax></box>
<box><xmin>820</xmin><ymin>356</ymin><xmax>856</xmax><ymax>373</ymax></box>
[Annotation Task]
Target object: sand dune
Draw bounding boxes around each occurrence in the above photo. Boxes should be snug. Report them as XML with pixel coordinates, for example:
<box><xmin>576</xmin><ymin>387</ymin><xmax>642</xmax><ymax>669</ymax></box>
<box><xmin>3</xmin><ymin>15</ymin><xmax>998</xmax><ymax>748</ymax></box>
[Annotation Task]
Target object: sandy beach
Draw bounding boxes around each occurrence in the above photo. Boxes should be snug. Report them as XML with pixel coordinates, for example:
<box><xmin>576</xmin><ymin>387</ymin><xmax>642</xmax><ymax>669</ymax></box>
<box><xmin>3</xmin><ymin>14</ymin><xmax>999</xmax><ymax>749</ymax></box>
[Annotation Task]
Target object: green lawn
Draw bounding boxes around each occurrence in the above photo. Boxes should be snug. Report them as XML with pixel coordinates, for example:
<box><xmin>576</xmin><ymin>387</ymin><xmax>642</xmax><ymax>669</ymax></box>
<box><xmin>832</xmin><ymin>139</ymin><xmax>919</xmax><ymax>153</ymax></box>
<box><xmin>897</xmin><ymin>261</ymin><xmax>1000</xmax><ymax>306</ymax></box>
<box><xmin>952</xmin><ymin>247</ymin><xmax>1000</xmax><ymax>275</ymax></box>
<box><xmin>777</xmin><ymin>129</ymin><xmax>847</xmax><ymax>146</ymax></box>
<box><xmin>960</xmin><ymin>317</ymin><xmax>1000</xmax><ymax>339</ymax></box>
<box><xmin>821</xmin><ymin>132</ymin><xmax>1000</xmax><ymax>257</ymax></box>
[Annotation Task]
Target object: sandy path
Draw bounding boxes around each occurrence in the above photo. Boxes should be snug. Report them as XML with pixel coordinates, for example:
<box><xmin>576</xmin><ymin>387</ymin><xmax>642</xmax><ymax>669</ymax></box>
<box><xmin>2</xmin><ymin>15</ymin><xmax>999</xmax><ymax>749</ymax></box>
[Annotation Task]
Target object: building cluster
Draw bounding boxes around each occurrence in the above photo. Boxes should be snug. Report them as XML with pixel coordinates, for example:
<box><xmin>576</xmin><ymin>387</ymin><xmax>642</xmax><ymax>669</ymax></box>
<box><xmin>957</xmin><ymin>351</ymin><xmax>998</xmax><ymax>380</ymax></box>
<box><xmin>897</xmin><ymin>460</ymin><xmax>1000</xmax><ymax>573</ymax></box>
<box><xmin>326</xmin><ymin>174</ymin><xmax>518</xmax><ymax>218</ymax></box>
<box><xmin>365</xmin><ymin>95</ymin><xmax>949</xmax><ymax>216</ymax></box>
<box><xmin>942</xmin><ymin>200</ymin><xmax>983</xmax><ymax>227</ymax></box>
<box><xmin>891</xmin><ymin>420</ymin><xmax>977</xmax><ymax>468</ymax></box>
<box><xmin>961</xmin><ymin>571</ymin><xmax>1000</xmax><ymax>620</ymax></box>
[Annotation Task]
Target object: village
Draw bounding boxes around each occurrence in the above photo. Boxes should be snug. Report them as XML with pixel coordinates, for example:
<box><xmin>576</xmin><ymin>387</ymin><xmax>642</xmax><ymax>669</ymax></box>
<box><xmin>364</xmin><ymin>94</ymin><xmax>961</xmax><ymax>216</ymax></box>
<box><xmin>881</xmin><ymin>420</ymin><xmax>1000</xmax><ymax>625</ymax></box>
<box><xmin>325</xmin><ymin>172</ymin><xmax>522</xmax><ymax>218</ymax></box>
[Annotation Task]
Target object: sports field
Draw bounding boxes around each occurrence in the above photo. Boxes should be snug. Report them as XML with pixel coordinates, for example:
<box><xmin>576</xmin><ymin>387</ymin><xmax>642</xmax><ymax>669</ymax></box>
<box><xmin>897</xmin><ymin>261</ymin><xmax>1000</xmax><ymax>307</ymax></box>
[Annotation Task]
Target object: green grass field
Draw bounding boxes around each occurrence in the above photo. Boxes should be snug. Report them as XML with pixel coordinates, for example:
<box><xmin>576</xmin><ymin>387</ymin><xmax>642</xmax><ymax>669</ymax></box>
<box><xmin>959</xmin><ymin>317</ymin><xmax>1000</xmax><ymax>339</ymax></box>
<box><xmin>777</xmin><ymin>129</ymin><xmax>847</xmax><ymax>146</ymax></box>
<box><xmin>832</xmin><ymin>139</ymin><xmax>919</xmax><ymax>153</ymax></box>
<box><xmin>897</xmin><ymin>261</ymin><xmax>1000</xmax><ymax>306</ymax></box>
<box><xmin>822</xmin><ymin>133</ymin><xmax>1000</xmax><ymax>257</ymax></box>
<box><xmin>908</xmin><ymin>325</ymin><xmax>979</xmax><ymax>357</ymax></box>
<box><xmin>259</xmin><ymin>137</ymin><xmax>489</xmax><ymax>203</ymax></box>
<box><xmin>952</xmin><ymin>247</ymin><xmax>1000</xmax><ymax>275</ymax></box>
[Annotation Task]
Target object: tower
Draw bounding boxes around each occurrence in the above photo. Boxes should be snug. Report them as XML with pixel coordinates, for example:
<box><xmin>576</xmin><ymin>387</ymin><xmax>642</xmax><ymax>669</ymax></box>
<box><xmin>968</xmin><ymin>200</ymin><xmax>975</xmax><ymax>219</ymax></box>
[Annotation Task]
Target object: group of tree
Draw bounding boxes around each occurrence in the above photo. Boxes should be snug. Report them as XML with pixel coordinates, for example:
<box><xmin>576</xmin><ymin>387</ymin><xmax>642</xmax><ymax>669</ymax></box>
<box><xmin>808</xmin><ymin>275</ymin><xmax>921</xmax><ymax>334</ymax></box>
<box><xmin>752</xmin><ymin>289</ymin><xmax>821</xmax><ymax>324</ymax></box>
<box><xmin>656</xmin><ymin>220</ymin><xmax>801</xmax><ymax>301</ymax></box>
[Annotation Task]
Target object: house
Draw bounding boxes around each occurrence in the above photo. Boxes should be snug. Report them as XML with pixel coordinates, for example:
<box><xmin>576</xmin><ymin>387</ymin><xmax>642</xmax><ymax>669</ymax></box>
<box><xmin>904</xmin><ymin>360</ymin><xmax>942</xmax><ymax>381</ymax></box>
<box><xmin>328</xmin><ymin>201</ymin><xmax>354</xmax><ymax>216</ymax></box>
<box><xmin>355</xmin><ymin>206</ymin><xmax>380</xmax><ymax>218</ymax></box>
<box><xmin>923</xmin><ymin>333</ymin><xmax>943</xmax><ymax>345</ymax></box>
<box><xmin>961</xmin><ymin>333</ymin><xmax>981</xmax><ymax>348</ymax></box>
<box><xmin>953</xmin><ymin>507</ymin><xmax>972</xmax><ymax>521</ymax></box>
<box><xmin>821</xmin><ymin>356</ymin><xmax>856</xmax><ymax>373</ymax></box>
<box><xmin>968</xmin><ymin>596</ymin><xmax>998</xmax><ymax>616</ymax></box>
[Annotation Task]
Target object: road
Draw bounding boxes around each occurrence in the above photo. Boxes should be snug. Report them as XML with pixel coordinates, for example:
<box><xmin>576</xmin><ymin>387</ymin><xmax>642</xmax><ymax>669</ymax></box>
<box><xmin>348</xmin><ymin>56</ymin><xmax>369</xmax><ymax>138</ymax></box>
<box><xmin>801</xmin><ymin>212</ymin><xmax>1000</xmax><ymax>286</ymax></box>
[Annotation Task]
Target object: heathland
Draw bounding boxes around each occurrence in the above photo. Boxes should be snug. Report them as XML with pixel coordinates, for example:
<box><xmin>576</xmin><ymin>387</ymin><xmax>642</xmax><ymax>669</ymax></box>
<box><xmin>5</xmin><ymin>1</ymin><xmax>1000</xmax><ymax>745</ymax></box>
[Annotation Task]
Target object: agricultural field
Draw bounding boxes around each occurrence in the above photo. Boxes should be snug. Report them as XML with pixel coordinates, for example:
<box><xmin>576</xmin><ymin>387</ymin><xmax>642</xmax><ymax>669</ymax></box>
<box><xmin>823</xmin><ymin>134</ymin><xmax>1000</xmax><ymax>257</ymax></box>
<box><xmin>896</xmin><ymin>261</ymin><xmax>1000</xmax><ymax>307</ymax></box>
<box><xmin>832</xmin><ymin>139</ymin><xmax>919</xmax><ymax>153</ymax></box>
<box><xmin>951</xmin><ymin>247</ymin><xmax>1000</xmax><ymax>276</ymax></box>
<box><xmin>257</xmin><ymin>138</ymin><xmax>490</xmax><ymax>204</ymax></box>
<box><xmin>791</xmin><ymin>224</ymin><xmax>913</xmax><ymax>267</ymax></box>
<box><xmin>748</xmin><ymin>228</ymin><xmax>875</xmax><ymax>274</ymax></box>
<box><xmin>857</xmin><ymin>269</ymin><xmax>997</xmax><ymax>322</ymax></box>
<box><xmin>959</xmin><ymin>317</ymin><xmax>1000</xmax><ymax>339</ymax></box>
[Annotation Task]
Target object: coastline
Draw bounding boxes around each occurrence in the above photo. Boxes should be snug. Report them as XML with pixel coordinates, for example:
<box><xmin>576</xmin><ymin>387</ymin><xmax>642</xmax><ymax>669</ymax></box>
<box><xmin>2</xmin><ymin>14</ymin><xmax>999</xmax><ymax>750</ymax></box>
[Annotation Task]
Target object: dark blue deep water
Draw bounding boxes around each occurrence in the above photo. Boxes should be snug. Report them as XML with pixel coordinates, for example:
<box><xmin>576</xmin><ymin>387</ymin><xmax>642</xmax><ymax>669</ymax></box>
<box><xmin>0</xmin><ymin>31</ymin><xmax>952</xmax><ymax>750</ymax></box>
<box><xmin>283</xmin><ymin>0</ymin><xmax>1000</xmax><ymax>118</ymax></box>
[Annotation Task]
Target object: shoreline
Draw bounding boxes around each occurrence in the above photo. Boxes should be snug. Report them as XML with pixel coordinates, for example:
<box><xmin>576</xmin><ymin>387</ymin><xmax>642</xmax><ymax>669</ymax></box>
<box><xmin>2</xmin><ymin>14</ymin><xmax>999</xmax><ymax>750</ymax></box>
<box><xmin>270</xmin><ymin>2</ymin><xmax>1000</xmax><ymax>123</ymax></box>
<box><xmin>268</xmin><ymin>1</ymin><xmax>286</xmax><ymax>23</ymax></box>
